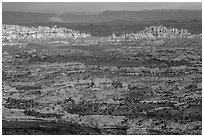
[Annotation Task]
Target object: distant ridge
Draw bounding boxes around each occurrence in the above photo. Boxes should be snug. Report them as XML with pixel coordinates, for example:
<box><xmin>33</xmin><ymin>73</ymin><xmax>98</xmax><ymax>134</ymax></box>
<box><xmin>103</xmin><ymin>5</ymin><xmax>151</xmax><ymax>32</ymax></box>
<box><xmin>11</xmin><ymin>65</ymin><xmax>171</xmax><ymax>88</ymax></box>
<box><xmin>98</xmin><ymin>10</ymin><xmax>201</xmax><ymax>21</ymax></box>
<box><xmin>2</xmin><ymin>11</ymin><xmax>56</xmax><ymax>24</ymax></box>
<box><xmin>2</xmin><ymin>10</ymin><xmax>202</xmax><ymax>25</ymax></box>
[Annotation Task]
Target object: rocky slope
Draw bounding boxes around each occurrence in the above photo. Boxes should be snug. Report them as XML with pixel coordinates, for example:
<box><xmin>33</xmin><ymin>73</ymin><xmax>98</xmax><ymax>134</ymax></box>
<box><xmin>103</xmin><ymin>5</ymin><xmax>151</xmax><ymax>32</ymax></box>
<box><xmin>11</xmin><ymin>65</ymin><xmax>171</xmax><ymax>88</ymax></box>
<box><xmin>2</xmin><ymin>25</ymin><xmax>202</xmax><ymax>135</ymax></box>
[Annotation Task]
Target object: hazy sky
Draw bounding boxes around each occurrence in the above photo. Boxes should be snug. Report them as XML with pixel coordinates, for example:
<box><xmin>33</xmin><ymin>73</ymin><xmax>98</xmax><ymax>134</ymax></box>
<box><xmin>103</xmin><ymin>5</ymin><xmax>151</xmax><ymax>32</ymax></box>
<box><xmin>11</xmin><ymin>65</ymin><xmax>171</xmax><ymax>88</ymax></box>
<box><xmin>2</xmin><ymin>2</ymin><xmax>202</xmax><ymax>13</ymax></box>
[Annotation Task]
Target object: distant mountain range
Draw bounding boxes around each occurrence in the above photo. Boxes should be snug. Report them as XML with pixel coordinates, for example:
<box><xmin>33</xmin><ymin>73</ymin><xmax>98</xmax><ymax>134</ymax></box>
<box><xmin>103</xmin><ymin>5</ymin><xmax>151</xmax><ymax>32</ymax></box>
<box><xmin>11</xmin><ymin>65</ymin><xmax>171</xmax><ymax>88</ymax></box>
<box><xmin>2</xmin><ymin>10</ymin><xmax>202</xmax><ymax>25</ymax></box>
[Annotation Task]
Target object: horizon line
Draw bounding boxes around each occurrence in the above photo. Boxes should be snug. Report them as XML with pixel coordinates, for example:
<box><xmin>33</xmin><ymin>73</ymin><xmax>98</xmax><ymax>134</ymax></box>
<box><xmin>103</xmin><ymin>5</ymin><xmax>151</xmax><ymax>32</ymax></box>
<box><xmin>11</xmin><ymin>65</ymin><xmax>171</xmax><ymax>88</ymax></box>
<box><xmin>2</xmin><ymin>8</ymin><xmax>202</xmax><ymax>14</ymax></box>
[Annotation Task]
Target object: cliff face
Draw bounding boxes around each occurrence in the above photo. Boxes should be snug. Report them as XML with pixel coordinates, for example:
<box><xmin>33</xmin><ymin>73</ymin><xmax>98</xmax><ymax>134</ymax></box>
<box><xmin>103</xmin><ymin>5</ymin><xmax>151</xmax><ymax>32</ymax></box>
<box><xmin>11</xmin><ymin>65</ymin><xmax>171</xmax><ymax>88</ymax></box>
<box><xmin>98</xmin><ymin>25</ymin><xmax>192</xmax><ymax>45</ymax></box>
<box><xmin>3</xmin><ymin>25</ymin><xmax>194</xmax><ymax>47</ymax></box>
<box><xmin>2</xmin><ymin>24</ymin><xmax>91</xmax><ymax>42</ymax></box>
<box><xmin>143</xmin><ymin>26</ymin><xmax>191</xmax><ymax>37</ymax></box>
